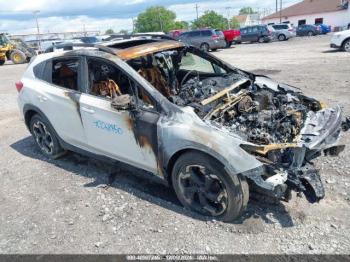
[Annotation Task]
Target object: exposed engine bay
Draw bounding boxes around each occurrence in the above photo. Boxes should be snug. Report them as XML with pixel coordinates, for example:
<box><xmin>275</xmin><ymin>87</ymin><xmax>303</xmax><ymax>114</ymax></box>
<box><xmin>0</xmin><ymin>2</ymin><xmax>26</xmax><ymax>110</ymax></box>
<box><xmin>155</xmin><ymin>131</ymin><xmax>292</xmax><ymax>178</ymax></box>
<box><xmin>127</xmin><ymin>47</ymin><xmax>323</xmax><ymax>146</ymax></box>
<box><xmin>123</xmin><ymin>46</ymin><xmax>347</xmax><ymax>204</ymax></box>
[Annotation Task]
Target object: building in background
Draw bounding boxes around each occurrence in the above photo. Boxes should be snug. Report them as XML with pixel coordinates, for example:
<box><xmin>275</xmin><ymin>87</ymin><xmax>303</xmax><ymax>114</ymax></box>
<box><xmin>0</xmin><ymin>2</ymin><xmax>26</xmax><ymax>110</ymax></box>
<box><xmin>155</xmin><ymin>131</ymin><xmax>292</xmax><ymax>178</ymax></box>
<box><xmin>262</xmin><ymin>0</ymin><xmax>349</xmax><ymax>31</ymax></box>
<box><xmin>233</xmin><ymin>13</ymin><xmax>262</xmax><ymax>27</ymax></box>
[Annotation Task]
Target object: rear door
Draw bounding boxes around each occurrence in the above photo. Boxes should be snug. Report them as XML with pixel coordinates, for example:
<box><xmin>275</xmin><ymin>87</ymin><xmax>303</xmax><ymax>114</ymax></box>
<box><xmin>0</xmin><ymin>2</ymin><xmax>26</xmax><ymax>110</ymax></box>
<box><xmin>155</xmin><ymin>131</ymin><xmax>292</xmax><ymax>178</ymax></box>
<box><xmin>240</xmin><ymin>28</ymin><xmax>248</xmax><ymax>42</ymax></box>
<box><xmin>31</xmin><ymin>56</ymin><xmax>88</xmax><ymax>148</ymax></box>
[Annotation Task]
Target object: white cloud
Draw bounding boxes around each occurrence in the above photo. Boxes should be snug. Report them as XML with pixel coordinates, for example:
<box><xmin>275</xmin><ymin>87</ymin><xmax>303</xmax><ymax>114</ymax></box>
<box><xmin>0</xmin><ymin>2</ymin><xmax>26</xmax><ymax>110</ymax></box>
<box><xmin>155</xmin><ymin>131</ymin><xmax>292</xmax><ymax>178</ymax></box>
<box><xmin>0</xmin><ymin>0</ymin><xmax>302</xmax><ymax>34</ymax></box>
<box><xmin>0</xmin><ymin>16</ymin><xmax>133</xmax><ymax>35</ymax></box>
<box><xmin>170</xmin><ymin>0</ymin><xmax>301</xmax><ymax>22</ymax></box>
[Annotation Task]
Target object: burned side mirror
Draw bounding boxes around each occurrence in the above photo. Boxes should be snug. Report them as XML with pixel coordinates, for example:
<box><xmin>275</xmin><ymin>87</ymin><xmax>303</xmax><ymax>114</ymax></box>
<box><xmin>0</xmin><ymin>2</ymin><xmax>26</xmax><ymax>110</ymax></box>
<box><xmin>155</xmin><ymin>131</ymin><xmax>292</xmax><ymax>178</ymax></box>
<box><xmin>111</xmin><ymin>94</ymin><xmax>136</xmax><ymax>111</ymax></box>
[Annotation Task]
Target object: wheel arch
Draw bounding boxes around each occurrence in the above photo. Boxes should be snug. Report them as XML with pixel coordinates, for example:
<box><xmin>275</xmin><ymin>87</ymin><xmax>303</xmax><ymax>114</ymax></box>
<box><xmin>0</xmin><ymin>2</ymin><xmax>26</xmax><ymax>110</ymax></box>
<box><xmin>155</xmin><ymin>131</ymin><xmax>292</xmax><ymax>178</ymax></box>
<box><xmin>278</xmin><ymin>33</ymin><xmax>286</xmax><ymax>39</ymax></box>
<box><xmin>341</xmin><ymin>37</ymin><xmax>350</xmax><ymax>48</ymax></box>
<box><xmin>23</xmin><ymin>105</ymin><xmax>56</xmax><ymax>135</ymax></box>
<box><xmin>164</xmin><ymin>147</ymin><xmax>231</xmax><ymax>186</ymax></box>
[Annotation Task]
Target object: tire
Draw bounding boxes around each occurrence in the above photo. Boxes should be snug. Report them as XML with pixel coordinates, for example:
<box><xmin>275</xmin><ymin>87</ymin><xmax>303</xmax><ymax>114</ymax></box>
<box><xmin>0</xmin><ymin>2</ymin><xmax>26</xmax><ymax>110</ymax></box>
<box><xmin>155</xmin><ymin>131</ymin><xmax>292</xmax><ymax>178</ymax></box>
<box><xmin>200</xmin><ymin>43</ymin><xmax>209</xmax><ymax>52</ymax></box>
<box><xmin>343</xmin><ymin>39</ymin><xmax>350</xmax><ymax>52</ymax></box>
<box><xmin>0</xmin><ymin>59</ymin><xmax>5</xmax><ymax>66</ymax></box>
<box><xmin>307</xmin><ymin>31</ymin><xmax>313</xmax><ymax>37</ymax></box>
<box><xmin>211</xmin><ymin>48</ymin><xmax>218</xmax><ymax>52</ymax></box>
<box><xmin>225</xmin><ymin>41</ymin><xmax>232</xmax><ymax>48</ymax></box>
<box><xmin>171</xmin><ymin>151</ymin><xmax>249</xmax><ymax>222</ymax></box>
<box><xmin>30</xmin><ymin>114</ymin><xmax>65</xmax><ymax>159</ymax></box>
<box><xmin>258</xmin><ymin>37</ymin><xmax>265</xmax><ymax>43</ymax></box>
<box><xmin>10</xmin><ymin>49</ymin><xmax>26</xmax><ymax>64</ymax></box>
<box><xmin>278</xmin><ymin>34</ymin><xmax>286</xmax><ymax>41</ymax></box>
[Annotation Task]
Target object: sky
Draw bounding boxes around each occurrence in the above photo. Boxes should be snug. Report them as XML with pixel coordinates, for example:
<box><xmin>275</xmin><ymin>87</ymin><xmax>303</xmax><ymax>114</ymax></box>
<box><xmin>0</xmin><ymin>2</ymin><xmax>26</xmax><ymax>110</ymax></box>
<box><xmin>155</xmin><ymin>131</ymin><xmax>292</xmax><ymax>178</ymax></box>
<box><xmin>0</xmin><ymin>0</ymin><xmax>301</xmax><ymax>35</ymax></box>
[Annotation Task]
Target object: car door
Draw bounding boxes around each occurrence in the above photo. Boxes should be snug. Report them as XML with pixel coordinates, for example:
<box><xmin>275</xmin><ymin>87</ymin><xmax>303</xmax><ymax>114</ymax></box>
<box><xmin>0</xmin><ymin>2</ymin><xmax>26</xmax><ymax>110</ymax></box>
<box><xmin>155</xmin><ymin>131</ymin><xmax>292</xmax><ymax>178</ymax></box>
<box><xmin>33</xmin><ymin>56</ymin><xmax>88</xmax><ymax>149</ymax></box>
<box><xmin>247</xmin><ymin>27</ymin><xmax>256</xmax><ymax>42</ymax></box>
<box><xmin>240</xmin><ymin>28</ymin><xmax>248</xmax><ymax>42</ymax></box>
<box><xmin>79</xmin><ymin>56</ymin><xmax>159</xmax><ymax>173</ymax></box>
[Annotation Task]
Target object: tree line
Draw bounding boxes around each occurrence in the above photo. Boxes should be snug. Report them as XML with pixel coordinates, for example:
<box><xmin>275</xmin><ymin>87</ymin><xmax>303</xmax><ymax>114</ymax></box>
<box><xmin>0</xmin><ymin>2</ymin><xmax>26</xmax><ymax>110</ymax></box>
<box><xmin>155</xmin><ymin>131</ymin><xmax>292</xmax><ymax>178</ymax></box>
<box><xmin>105</xmin><ymin>6</ymin><xmax>256</xmax><ymax>34</ymax></box>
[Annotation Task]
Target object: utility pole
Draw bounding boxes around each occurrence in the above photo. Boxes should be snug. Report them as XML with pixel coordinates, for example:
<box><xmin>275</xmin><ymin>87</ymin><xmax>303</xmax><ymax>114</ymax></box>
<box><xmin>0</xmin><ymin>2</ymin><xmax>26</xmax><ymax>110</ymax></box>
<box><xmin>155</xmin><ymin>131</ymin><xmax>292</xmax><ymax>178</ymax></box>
<box><xmin>225</xmin><ymin>7</ymin><xmax>232</xmax><ymax>29</ymax></box>
<box><xmin>276</xmin><ymin>0</ymin><xmax>278</xmax><ymax>13</ymax></box>
<box><xmin>33</xmin><ymin>10</ymin><xmax>41</xmax><ymax>52</ymax></box>
<box><xmin>195</xmin><ymin>4</ymin><xmax>199</xmax><ymax>20</ymax></box>
<box><xmin>279</xmin><ymin>0</ymin><xmax>283</xmax><ymax>23</ymax></box>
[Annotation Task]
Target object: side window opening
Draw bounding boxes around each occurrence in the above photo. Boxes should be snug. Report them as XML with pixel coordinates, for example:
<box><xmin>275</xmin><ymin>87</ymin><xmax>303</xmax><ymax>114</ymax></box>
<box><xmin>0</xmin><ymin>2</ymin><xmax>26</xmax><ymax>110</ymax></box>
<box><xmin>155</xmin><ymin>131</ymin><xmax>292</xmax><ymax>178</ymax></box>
<box><xmin>52</xmin><ymin>59</ymin><xmax>79</xmax><ymax>91</ymax></box>
<box><xmin>88</xmin><ymin>58</ymin><xmax>155</xmax><ymax>109</ymax></box>
<box><xmin>88</xmin><ymin>58</ymin><xmax>133</xmax><ymax>98</ymax></box>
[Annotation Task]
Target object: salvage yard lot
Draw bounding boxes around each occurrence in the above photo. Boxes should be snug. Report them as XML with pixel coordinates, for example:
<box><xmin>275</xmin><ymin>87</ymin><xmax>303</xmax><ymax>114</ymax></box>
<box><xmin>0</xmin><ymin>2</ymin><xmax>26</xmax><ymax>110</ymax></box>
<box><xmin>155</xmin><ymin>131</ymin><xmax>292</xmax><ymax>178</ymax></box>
<box><xmin>1</xmin><ymin>35</ymin><xmax>350</xmax><ymax>254</ymax></box>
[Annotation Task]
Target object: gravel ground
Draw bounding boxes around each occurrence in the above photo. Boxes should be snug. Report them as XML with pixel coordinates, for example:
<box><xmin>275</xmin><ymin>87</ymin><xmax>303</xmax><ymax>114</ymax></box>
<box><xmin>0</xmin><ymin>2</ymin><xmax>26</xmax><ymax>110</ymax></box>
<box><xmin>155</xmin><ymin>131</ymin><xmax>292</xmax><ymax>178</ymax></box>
<box><xmin>0</xmin><ymin>35</ymin><xmax>349</xmax><ymax>254</ymax></box>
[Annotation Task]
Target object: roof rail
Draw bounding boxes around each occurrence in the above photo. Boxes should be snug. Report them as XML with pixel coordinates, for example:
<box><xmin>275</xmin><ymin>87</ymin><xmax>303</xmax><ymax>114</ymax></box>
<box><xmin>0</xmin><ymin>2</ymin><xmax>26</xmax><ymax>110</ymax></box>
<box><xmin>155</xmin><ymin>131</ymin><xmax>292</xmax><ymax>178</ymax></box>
<box><xmin>45</xmin><ymin>42</ymin><xmax>117</xmax><ymax>55</ymax></box>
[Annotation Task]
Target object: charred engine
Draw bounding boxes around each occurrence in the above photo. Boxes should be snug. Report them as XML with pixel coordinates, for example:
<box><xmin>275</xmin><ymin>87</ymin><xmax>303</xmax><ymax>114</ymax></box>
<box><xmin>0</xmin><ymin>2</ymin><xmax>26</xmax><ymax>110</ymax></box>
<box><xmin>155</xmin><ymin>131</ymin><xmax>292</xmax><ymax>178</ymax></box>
<box><xmin>174</xmin><ymin>75</ymin><xmax>315</xmax><ymax>145</ymax></box>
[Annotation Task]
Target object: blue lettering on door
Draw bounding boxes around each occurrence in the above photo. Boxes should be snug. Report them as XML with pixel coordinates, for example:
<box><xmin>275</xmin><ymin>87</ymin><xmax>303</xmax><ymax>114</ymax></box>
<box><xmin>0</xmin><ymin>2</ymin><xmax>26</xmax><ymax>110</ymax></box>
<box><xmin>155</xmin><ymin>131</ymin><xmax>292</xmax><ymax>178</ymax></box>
<box><xmin>93</xmin><ymin>120</ymin><xmax>123</xmax><ymax>135</ymax></box>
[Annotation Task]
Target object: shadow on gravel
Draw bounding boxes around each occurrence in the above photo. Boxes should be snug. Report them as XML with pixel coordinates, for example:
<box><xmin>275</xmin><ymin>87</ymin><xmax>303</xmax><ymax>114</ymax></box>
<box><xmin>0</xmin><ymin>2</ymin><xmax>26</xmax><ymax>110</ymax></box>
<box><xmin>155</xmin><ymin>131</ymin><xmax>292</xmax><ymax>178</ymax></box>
<box><xmin>11</xmin><ymin>136</ymin><xmax>294</xmax><ymax>227</ymax></box>
<box><xmin>322</xmin><ymin>49</ymin><xmax>343</xmax><ymax>53</ymax></box>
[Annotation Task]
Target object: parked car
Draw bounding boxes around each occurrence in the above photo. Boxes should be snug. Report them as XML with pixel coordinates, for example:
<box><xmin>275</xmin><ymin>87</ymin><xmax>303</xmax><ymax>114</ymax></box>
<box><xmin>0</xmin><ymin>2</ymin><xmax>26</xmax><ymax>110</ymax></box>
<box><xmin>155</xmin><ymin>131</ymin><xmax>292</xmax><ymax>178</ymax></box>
<box><xmin>240</xmin><ymin>25</ymin><xmax>273</xmax><ymax>43</ymax></box>
<box><xmin>268</xmin><ymin>23</ymin><xmax>296</xmax><ymax>41</ymax></box>
<box><xmin>73</xmin><ymin>36</ymin><xmax>100</xmax><ymax>44</ymax></box>
<box><xmin>330</xmin><ymin>29</ymin><xmax>350</xmax><ymax>52</ymax></box>
<box><xmin>17</xmin><ymin>39</ymin><xmax>347</xmax><ymax>221</ymax></box>
<box><xmin>223</xmin><ymin>29</ymin><xmax>241</xmax><ymax>47</ymax></box>
<box><xmin>178</xmin><ymin>29</ymin><xmax>226</xmax><ymax>51</ymax></box>
<box><xmin>315</xmin><ymin>24</ymin><xmax>331</xmax><ymax>34</ymax></box>
<box><xmin>296</xmin><ymin>24</ymin><xmax>320</xmax><ymax>36</ymax></box>
<box><xmin>169</xmin><ymin>29</ymin><xmax>186</xmax><ymax>40</ymax></box>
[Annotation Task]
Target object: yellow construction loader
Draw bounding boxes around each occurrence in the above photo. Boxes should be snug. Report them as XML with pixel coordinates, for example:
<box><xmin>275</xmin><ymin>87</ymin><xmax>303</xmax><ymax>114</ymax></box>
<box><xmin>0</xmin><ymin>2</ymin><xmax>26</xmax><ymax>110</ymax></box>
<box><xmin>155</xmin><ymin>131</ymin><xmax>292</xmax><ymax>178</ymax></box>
<box><xmin>0</xmin><ymin>33</ymin><xmax>36</xmax><ymax>65</ymax></box>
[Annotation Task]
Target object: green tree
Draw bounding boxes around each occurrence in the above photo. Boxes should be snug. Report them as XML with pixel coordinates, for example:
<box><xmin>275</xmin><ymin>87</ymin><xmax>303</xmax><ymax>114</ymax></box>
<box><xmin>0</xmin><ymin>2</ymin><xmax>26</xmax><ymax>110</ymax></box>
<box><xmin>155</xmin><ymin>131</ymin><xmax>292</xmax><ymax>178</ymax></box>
<box><xmin>135</xmin><ymin>6</ymin><xmax>176</xmax><ymax>33</ymax></box>
<box><xmin>173</xmin><ymin>21</ymin><xmax>189</xmax><ymax>30</ymax></box>
<box><xmin>230</xmin><ymin>17</ymin><xmax>240</xmax><ymax>29</ymax></box>
<box><xmin>192</xmin><ymin>10</ymin><xmax>228</xmax><ymax>30</ymax></box>
<box><xmin>105</xmin><ymin>29</ymin><xmax>114</xmax><ymax>34</ymax></box>
<box><xmin>119</xmin><ymin>29</ymin><xmax>128</xmax><ymax>35</ymax></box>
<box><xmin>239</xmin><ymin>7</ymin><xmax>255</xmax><ymax>15</ymax></box>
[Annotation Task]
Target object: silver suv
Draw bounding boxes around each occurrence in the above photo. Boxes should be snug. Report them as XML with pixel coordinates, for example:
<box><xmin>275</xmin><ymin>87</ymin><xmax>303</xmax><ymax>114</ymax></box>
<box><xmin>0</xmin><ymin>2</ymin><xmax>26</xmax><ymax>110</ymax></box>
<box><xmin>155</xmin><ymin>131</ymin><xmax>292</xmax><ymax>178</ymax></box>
<box><xmin>269</xmin><ymin>23</ymin><xmax>296</xmax><ymax>41</ymax></box>
<box><xmin>17</xmin><ymin>40</ymin><xmax>346</xmax><ymax>221</ymax></box>
<box><xmin>178</xmin><ymin>29</ymin><xmax>226</xmax><ymax>52</ymax></box>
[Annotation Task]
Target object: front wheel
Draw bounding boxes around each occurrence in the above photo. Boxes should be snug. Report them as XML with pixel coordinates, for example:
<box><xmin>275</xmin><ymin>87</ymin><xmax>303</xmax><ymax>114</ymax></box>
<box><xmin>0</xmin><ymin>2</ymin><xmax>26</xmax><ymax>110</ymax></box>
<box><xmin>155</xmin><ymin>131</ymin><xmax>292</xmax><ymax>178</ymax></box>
<box><xmin>0</xmin><ymin>59</ymin><xmax>5</xmax><ymax>66</ymax></box>
<box><xmin>171</xmin><ymin>151</ymin><xmax>249</xmax><ymax>222</ymax></box>
<box><xmin>10</xmin><ymin>49</ymin><xmax>26</xmax><ymax>64</ymax></box>
<box><xmin>30</xmin><ymin>114</ymin><xmax>65</xmax><ymax>159</ymax></box>
<box><xmin>343</xmin><ymin>39</ymin><xmax>350</xmax><ymax>52</ymax></box>
<box><xmin>225</xmin><ymin>41</ymin><xmax>232</xmax><ymax>48</ymax></box>
<box><xmin>307</xmin><ymin>31</ymin><xmax>313</xmax><ymax>37</ymax></box>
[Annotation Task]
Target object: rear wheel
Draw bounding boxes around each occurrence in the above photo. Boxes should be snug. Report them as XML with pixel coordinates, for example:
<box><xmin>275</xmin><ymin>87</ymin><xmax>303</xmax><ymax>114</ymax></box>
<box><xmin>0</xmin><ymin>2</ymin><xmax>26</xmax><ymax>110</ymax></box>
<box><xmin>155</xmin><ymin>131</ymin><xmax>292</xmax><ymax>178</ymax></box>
<box><xmin>10</xmin><ymin>49</ymin><xmax>26</xmax><ymax>64</ymax></box>
<box><xmin>30</xmin><ymin>114</ymin><xmax>65</xmax><ymax>159</ymax></box>
<box><xmin>171</xmin><ymin>151</ymin><xmax>249</xmax><ymax>222</ymax></box>
<box><xmin>0</xmin><ymin>59</ymin><xmax>5</xmax><ymax>66</ymax></box>
<box><xmin>278</xmin><ymin>34</ymin><xmax>286</xmax><ymax>41</ymax></box>
<box><xmin>225</xmin><ymin>40</ymin><xmax>232</xmax><ymax>48</ymax></box>
<box><xmin>258</xmin><ymin>37</ymin><xmax>265</xmax><ymax>43</ymax></box>
<box><xmin>343</xmin><ymin>39</ymin><xmax>350</xmax><ymax>52</ymax></box>
<box><xmin>307</xmin><ymin>31</ymin><xmax>313</xmax><ymax>37</ymax></box>
<box><xmin>200</xmin><ymin>43</ymin><xmax>209</xmax><ymax>52</ymax></box>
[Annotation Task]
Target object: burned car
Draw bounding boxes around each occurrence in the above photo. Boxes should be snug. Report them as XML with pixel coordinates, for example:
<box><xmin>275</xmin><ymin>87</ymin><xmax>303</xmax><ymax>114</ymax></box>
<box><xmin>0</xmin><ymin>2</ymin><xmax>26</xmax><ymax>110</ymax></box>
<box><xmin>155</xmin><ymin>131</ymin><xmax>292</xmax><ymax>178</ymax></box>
<box><xmin>17</xmin><ymin>40</ymin><xmax>347</xmax><ymax>221</ymax></box>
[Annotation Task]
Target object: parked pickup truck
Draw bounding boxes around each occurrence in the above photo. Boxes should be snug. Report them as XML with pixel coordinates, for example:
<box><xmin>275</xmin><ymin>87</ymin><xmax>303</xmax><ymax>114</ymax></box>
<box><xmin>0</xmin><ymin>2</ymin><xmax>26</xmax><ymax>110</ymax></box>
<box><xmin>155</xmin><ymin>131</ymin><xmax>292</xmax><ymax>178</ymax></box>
<box><xmin>223</xmin><ymin>29</ymin><xmax>241</xmax><ymax>47</ymax></box>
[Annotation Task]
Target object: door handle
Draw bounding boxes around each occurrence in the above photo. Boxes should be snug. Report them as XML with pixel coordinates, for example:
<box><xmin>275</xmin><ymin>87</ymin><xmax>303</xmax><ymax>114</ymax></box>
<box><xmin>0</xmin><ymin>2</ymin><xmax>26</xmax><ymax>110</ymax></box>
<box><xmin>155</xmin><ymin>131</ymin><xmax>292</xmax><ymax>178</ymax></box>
<box><xmin>81</xmin><ymin>107</ymin><xmax>95</xmax><ymax>114</ymax></box>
